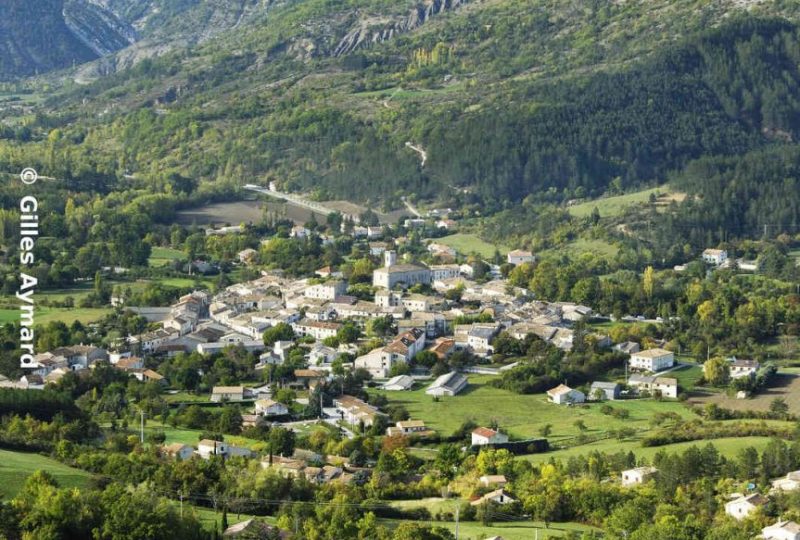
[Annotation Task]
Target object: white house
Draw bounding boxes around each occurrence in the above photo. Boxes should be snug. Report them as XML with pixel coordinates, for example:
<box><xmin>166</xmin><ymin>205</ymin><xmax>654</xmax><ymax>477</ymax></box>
<box><xmin>762</xmin><ymin>520</ymin><xmax>800</xmax><ymax>540</ymax></box>
<box><xmin>730</xmin><ymin>358</ymin><xmax>759</xmax><ymax>379</ymax></box>
<box><xmin>629</xmin><ymin>348</ymin><xmax>674</xmax><ymax>372</ymax></box>
<box><xmin>386</xmin><ymin>420</ymin><xmax>430</xmax><ymax>437</ymax></box>
<box><xmin>471</xmin><ymin>427</ymin><xmax>509</xmax><ymax>446</ymax></box>
<box><xmin>255</xmin><ymin>399</ymin><xmax>289</xmax><ymax>417</ymax></box>
<box><xmin>304</xmin><ymin>280</ymin><xmax>347</xmax><ymax>301</ymax></box>
<box><xmin>211</xmin><ymin>386</ymin><xmax>246</xmax><ymax>402</ymax></box>
<box><xmin>426</xmin><ymin>371</ymin><xmax>468</xmax><ymax>396</ymax></box>
<box><xmin>702</xmin><ymin>248</ymin><xmax>728</xmax><ymax>266</ymax></box>
<box><xmin>546</xmin><ymin>384</ymin><xmax>585</xmax><ymax>405</ymax></box>
<box><xmin>507</xmin><ymin>249</ymin><xmax>535</xmax><ymax>265</ymax></box>
<box><xmin>621</xmin><ymin>466</ymin><xmax>657</xmax><ymax>487</ymax></box>
<box><xmin>470</xmin><ymin>489</ymin><xmax>516</xmax><ymax>506</ymax></box>
<box><xmin>724</xmin><ymin>493</ymin><xmax>767</xmax><ymax>520</ymax></box>
<box><xmin>197</xmin><ymin>439</ymin><xmax>230</xmax><ymax>459</ymax></box>
<box><xmin>627</xmin><ymin>375</ymin><xmax>678</xmax><ymax>398</ymax></box>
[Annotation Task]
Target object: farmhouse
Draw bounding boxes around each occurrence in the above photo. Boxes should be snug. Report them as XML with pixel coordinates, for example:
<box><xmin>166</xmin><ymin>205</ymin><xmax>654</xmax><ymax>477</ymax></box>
<box><xmin>724</xmin><ymin>493</ymin><xmax>767</xmax><ymax>520</ymax></box>
<box><xmin>590</xmin><ymin>381</ymin><xmax>621</xmax><ymax>401</ymax></box>
<box><xmin>507</xmin><ymin>249</ymin><xmax>535</xmax><ymax>265</ymax></box>
<box><xmin>702</xmin><ymin>248</ymin><xmax>728</xmax><ymax>266</ymax></box>
<box><xmin>386</xmin><ymin>420</ymin><xmax>432</xmax><ymax>437</ymax></box>
<box><xmin>629</xmin><ymin>348</ymin><xmax>674</xmax><ymax>372</ymax></box>
<box><xmin>255</xmin><ymin>399</ymin><xmax>289</xmax><ymax>417</ymax></box>
<box><xmin>426</xmin><ymin>371</ymin><xmax>468</xmax><ymax>396</ymax></box>
<box><xmin>621</xmin><ymin>466</ymin><xmax>657</xmax><ymax>487</ymax></box>
<box><xmin>161</xmin><ymin>443</ymin><xmax>195</xmax><ymax>460</ymax></box>
<box><xmin>730</xmin><ymin>358</ymin><xmax>759</xmax><ymax>379</ymax></box>
<box><xmin>546</xmin><ymin>384</ymin><xmax>585</xmax><ymax>405</ymax></box>
<box><xmin>480</xmin><ymin>475</ymin><xmax>508</xmax><ymax>488</ymax></box>
<box><xmin>471</xmin><ymin>427</ymin><xmax>509</xmax><ymax>446</ymax></box>
<box><xmin>762</xmin><ymin>521</ymin><xmax>800</xmax><ymax>540</ymax></box>
<box><xmin>211</xmin><ymin>386</ymin><xmax>247</xmax><ymax>402</ymax></box>
<box><xmin>470</xmin><ymin>489</ymin><xmax>516</xmax><ymax>506</ymax></box>
<box><xmin>627</xmin><ymin>375</ymin><xmax>678</xmax><ymax>398</ymax></box>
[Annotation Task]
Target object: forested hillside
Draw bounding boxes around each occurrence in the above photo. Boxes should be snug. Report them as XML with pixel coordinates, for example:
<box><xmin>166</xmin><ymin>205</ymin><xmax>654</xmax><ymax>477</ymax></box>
<box><xmin>1</xmin><ymin>1</ymin><xmax>800</xmax><ymax>218</ymax></box>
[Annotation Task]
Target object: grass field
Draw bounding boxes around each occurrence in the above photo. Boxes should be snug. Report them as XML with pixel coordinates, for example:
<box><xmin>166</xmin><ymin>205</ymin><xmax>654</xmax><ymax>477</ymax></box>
<box><xmin>670</xmin><ymin>364</ymin><xmax>703</xmax><ymax>392</ymax></box>
<box><xmin>149</xmin><ymin>247</ymin><xmax>185</xmax><ymax>267</ymax></box>
<box><xmin>435</xmin><ymin>234</ymin><xmax>511</xmax><ymax>258</ymax></box>
<box><xmin>523</xmin><ymin>436</ymin><xmax>775</xmax><ymax>466</ymax></box>
<box><xmin>0</xmin><ymin>307</ymin><xmax>111</xmax><ymax>326</ymax></box>
<box><xmin>0</xmin><ymin>449</ymin><xmax>93</xmax><ymax>498</ymax></box>
<box><xmin>138</xmin><ymin>421</ymin><xmax>266</xmax><ymax>451</ymax></box>
<box><xmin>689</xmin><ymin>371</ymin><xmax>800</xmax><ymax>414</ymax></box>
<box><xmin>372</xmin><ymin>375</ymin><xmax>693</xmax><ymax>442</ymax></box>
<box><xmin>567</xmin><ymin>186</ymin><xmax>683</xmax><ymax>218</ymax></box>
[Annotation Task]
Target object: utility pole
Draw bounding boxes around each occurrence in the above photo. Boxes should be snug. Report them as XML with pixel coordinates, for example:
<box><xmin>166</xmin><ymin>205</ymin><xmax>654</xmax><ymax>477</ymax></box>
<box><xmin>455</xmin><ymin>505</ymin><xmax>459</xmax><ymax>540</ymax></box>
<box><xmin>140</xmin><ymin>410</ymin><xmax>144</xmax><ymax>444</ymax></box>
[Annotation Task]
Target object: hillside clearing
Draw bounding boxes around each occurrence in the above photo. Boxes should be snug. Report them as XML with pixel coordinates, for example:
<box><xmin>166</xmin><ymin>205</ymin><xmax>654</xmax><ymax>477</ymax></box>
<box><xmin>567</xmin><ymin>186</ymin><xmax>685</xmax><ymax>218</ymax></box>
<box><xmin>0</xmin><ymin>449</ymin><xmax>93</xmax><ymax>498</ymax></box>
<box><xmin>434</xmin><ymin>233</ymin><xmax>510</xmax><ymax>258</ymax></box>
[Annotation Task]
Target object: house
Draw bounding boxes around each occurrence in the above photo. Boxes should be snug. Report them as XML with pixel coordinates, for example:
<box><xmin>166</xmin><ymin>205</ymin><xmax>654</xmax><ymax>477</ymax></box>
<box><xmin>381</xmin><ymin>375</ymin><xmax>415</xmax><ymax>391</ymax></box>
<box><xmin>762</xmin><ymin>520</ymin><xmax>800</xmax><ymax>540</ymax></box>
<box><xmin>305</xmin><ymin>280</ymin><xmax>347</xmax><ymax>301</ymax></box>
<box><xmin>507</xmin><ymin>249</ymin><xmax>535</xmax><ymax>265</ymax></box>
<box><xmin>480</xmin><ymin>475</ymin><xmax>508</xmax><ymax>488</ymax></box>
<box><xmin>293</xmin><ymin>369</ymin><xmax>327</xmax><ymax>389</ymax></box>
<box><xmin>292</xmin><ymin>319</ymin><xmax>341</xmax><ymax>340</ymax></box>
<box><xmin>771</xmin><ymin>471</ymin><xmax>800</xmax><ymax>493</ymax></box>
<box><xmin>546</xmin><ymin>384</ymin><xmax>585</xmax><ymax>405</ymax></box>
<box><xmin>161</xmin><ymin>443</ymin><xmax>195</xmax><ymax>460</ymax></box>
<box><xmin>290</xmin><ymin>225</ymin><xmax>310</xmax><ymax>238</ymax></box>
<box><xmin>621</xmin><ymin>466</ymin><xmax>657</xmax><ymax>487</ymax></box>
<box><xmin>627</xmin><ymin>375</ymin><xmax>678</xmax><ymax>398</ymax></box>
<box><xmin>355</xmin><ymin>329</ymin><xmax>425</xmax><ymax>378</ymax></box>
<box><xmin>308</xmin><ymin>344</ymin><xmax>339</xmax><ymax>366</ymax></box>
<box><xmin>369</xmin><ymin>242</ymin><xmax>388</xmax><ymax>256</ymax></box>
<box><xmin>471</xmin><ymin>427</ymin><xmax>510</xmax><ymax>446</ymax></box>
<box><xmin>223</xmin><ymin>519</ymin><xmax>288</xmax><ymax>538</ymax></box>
<box><xmin>426</xmin><ymin>371</ymin><xmax>468</xmax><ymax>396</ymax></box>
<box><xmin>725</xmin><ymin>493</ymin><xmax>767</xmax><ymax>520</ymax></box>
<box><xmin>614</xmin><ymin>341</ymin><xmax>641</xmax><ymax>355</ymax></box>
<box><xmin>133</xmin><ymin>369</ymin><xmax>166</xmax><ymax>384</ymax></box>
<box><xmin>467</xmin><ymin>325</ymin><xmax>500</xmax><ymax>354</ymax></box>
<box><xmin>386</xmin><ymin>420</ymin><xmax>432</xmax><ymax>437</ymax></box>
<box><xmin>255</xmin><ymin>399</ymin><xmax>289</xmax><ymax>417</ymax></box>
<box><xmin>197</xmin><ymin>439</ymin><xmax>229</xmax><ymax>459</ymax></box>
<box><xmin>115</xmin><ymin>356</ymin><xmax>144</xmax><ymax>371</ymax></box>
<box><xmin>702</xmin><ymin>248</ymin><xmax>728</xmax><ymax>266</ymax></box>
<box><xmin>470</xmin><ymin>489</ymin><xmax>516</xmax><ymax>506</ymax></box>
<box><xmin>430</xmin><ymin>264</ymin><xmax>460</xmax><ymax>281</ymax></box>
<box><xmin>333</xmin><ymin>395</ymin><xmax>382</xmax><ymax>427</ymax></box>
<box><xmin>629</xmin><ymin>348</ymin><xmax>674</xmax><ymax>372</ymax></box>
<box><xmin>428</xmin><ymin>337</ymin><xmax>456</xmax><ymax>360</ymax></box>
<box><xmin>730</xmin><ymin>358</ymin><xmax>759</xmax><ymax>379</ymax></box>
<box><xmin>211</xmin><ymin>386</ymin><xmax>246</xmax><ymax>402</ymax></box>
<box><xmin>590</xmin><ymin>381</ymin><xmax>621</xmax><ymax>401</ymax></box>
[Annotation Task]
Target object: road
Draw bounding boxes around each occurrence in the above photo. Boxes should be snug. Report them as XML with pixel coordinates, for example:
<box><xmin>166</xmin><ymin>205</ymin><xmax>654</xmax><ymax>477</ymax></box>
<box><xmin>400</xmin><ymin>196</ymin><xmax>422</xmax><ymax>218</ymax></box>
<box><xmin>243</xmin><ymin>184</ymin><xmax>338</xmax><ymax>217</ymax></box>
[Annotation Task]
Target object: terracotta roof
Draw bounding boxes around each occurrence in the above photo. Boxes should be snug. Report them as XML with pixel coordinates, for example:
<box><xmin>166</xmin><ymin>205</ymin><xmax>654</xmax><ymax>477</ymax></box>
<box><xmin>472</xmin><ymin>427</ymin><xmax>498</xmax><ymax>438</ymax></box>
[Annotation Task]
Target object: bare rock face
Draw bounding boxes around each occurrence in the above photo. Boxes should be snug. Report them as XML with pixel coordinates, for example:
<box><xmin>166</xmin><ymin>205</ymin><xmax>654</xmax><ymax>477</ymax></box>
<box><xmin>63</xmin><ymin>0</ymin><xmax>137</xmax><ymax>56</ymax></box>
<box><xmin>333</xmin><ymin>0</ymin><xmax>469</xmax><ymax>56</ymax></box>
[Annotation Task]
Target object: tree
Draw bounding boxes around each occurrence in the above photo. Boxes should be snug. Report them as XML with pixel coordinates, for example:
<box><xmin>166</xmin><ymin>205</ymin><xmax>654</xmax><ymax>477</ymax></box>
<box><xmin>269</xmin><ymin>427</ymin><xmax>296</xmax><ymax>457</ymax></box>
<box><xmin>263</xmin><ymin>323</ymin><xmax>295</xmax><ymax>347</ymax></box>
<box><xmin>769</xmin><ymin>397</ymin><xmax>789</xmax><ymax>417</ymax></box>
<box><xmin>539</xmin><ymin>424</ymin><xmax>553</xmax><ymax>437</ymax></box>
<box><xmin>703</xmin><ymin>357</ymin><xmax>730</xmax><ymax>387</ymax></box>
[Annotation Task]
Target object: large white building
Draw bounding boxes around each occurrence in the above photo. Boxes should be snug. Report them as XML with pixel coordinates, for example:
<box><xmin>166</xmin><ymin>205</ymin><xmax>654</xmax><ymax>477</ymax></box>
<box><xmin>507</xmin><ymin>249</ymin><xmax>535</xmax><ymax>265</ymax></box>
<box><xmin>629</xmin><ymin>348</ymin><xmax>674</xmax><ymax>372</ymax></box>
<box><xmin>621</xmin><ymin>466</ymin><xmax>657</xmax><ymax>487</ymax></box>
<box><xmin>373</xmin><ymin>264</ymin><xmax>431</xmax><ymax>289</ymax></box>
<box><xmin>702</xmin><ymin>248</ymin><xmax>728</xmax><ymax>266</ymax></box>
<box><xmin>627</xmin><ymin>375</ymin><xmax>678</xmax><ymax>398</ymax></box>
<box><xmin>304</xmin><ymin>280</ymin><xmax>347</xmax><ymax>301</ymax></box>
<box><xmin>763</xmin><ymin>521</ymin><xmax>800</xmax><ymax>540</ymax></box>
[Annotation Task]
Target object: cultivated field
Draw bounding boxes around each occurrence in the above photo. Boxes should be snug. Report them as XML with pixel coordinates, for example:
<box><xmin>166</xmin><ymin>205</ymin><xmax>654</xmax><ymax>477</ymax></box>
<box><xmin>0</xmin><ymin>449</ymin><xmax>93</xmax><ymax>498</ymax></box>
<box><xmin>688</xmin><ymin>371</ymin><xmax>800</xmax><ymax>414</ymax></box>
<box><xmin>149</xmin><ymin>246</ymin><xmax>185</xmax><ymax>267</ymax></box>
<box><xmin>176</xmin><ymin>201</ymin><xmax>267</xmax><ymax>226</ymax></box>
<box><xmin>382</xmin><ymin>517</ymin><xmax>599</xmax><ymax>539</ymax></box>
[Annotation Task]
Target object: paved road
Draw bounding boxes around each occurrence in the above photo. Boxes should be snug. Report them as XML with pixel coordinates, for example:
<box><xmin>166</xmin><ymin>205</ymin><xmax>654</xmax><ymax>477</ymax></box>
<box><xmin>243</xmin><ymin>184</ymin><xmax>338</xmax><ymax>217</ymax></box>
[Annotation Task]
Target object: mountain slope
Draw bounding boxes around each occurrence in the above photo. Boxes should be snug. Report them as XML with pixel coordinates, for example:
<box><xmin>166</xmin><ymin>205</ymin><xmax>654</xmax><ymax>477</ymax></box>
<box><xmin>0</xmin><ymin>0</ymin><xmax>100</xmax><ymax>79</ymax></box>
<box><xmin>2</xmin><ymin>0</ymin><xmax>800</xmax><ymax>214</ymax></box>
